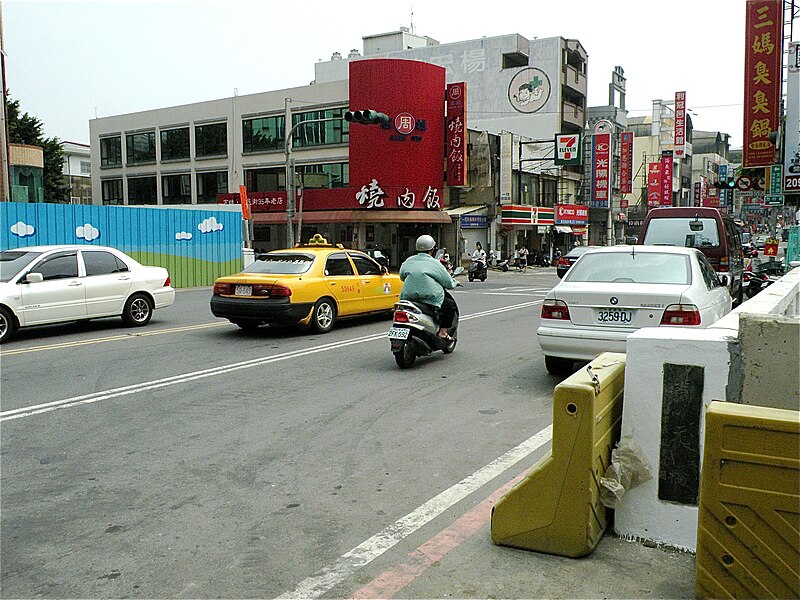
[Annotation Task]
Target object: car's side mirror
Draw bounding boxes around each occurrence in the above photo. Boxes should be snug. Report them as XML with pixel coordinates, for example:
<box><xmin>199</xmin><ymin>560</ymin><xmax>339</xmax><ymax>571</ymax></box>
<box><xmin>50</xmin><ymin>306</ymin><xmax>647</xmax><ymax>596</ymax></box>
<box><xmin>24</xmin><ymin>272</ymin><xmax>43</xmax><ymax>284</ymax></box>
<box><xmin>380</xmin><ymin>266</ymin><xmax>388</xmax><ymax>275</ymax></box>
<box><xmin>717</xmin><ymin>274</ymin><xmax>729</xmax><ymax>287</ymax></box>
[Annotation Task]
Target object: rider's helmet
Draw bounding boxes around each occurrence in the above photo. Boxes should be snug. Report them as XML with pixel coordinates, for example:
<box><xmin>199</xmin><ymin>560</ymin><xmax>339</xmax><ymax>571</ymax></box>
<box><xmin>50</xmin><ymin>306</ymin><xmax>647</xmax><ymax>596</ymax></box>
<box><xmin>416</xmin><ymin>234</ymin><xmax>436</xmax><ymax>252</ymax></box>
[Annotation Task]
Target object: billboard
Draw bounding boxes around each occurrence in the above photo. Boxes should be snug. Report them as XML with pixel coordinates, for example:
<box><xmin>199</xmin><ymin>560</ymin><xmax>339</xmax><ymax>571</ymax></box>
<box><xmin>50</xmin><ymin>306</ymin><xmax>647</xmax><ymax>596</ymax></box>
<box><xmin>743</xmin><ymin>0</ymin><xmax>783</xmax><ymax>168</ymax></box>
<box><xmin>446</xmin><ymin>82</ymin><xmax>468</xmax><ymax>187</ymax></box>
<box><xmin>590</xmin><ymin>133</ymin><xmax>611</xmax><ymax>208</ymax></box>
<box><xmin>674</xmin><ymin>91</ymin><xmax>686</xmax><ymax>157</ymax></box>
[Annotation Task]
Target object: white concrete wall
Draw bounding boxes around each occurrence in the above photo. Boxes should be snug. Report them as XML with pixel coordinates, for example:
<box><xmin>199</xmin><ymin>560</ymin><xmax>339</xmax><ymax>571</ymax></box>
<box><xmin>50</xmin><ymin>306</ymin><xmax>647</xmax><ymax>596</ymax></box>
<box><xmin>613</xmin><ymin>267</ymin><xmax>800</xmax><ymax>551</ymax></box>
<box><xmin>615</xmin><ymin>327</ymin><xmax>736</xmax><ymax>551</ymax></box>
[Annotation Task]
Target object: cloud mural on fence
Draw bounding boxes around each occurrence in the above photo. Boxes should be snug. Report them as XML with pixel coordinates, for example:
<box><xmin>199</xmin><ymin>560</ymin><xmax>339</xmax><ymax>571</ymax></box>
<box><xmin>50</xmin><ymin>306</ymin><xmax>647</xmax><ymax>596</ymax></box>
<box><xmin>10</xmin><ymin>221</ymin><xmax>35</xmax><ymax>238</ymax></box>
<box><xmin>76</xmin><ymin>223</ymin><xmax>100</xmax><ymax>241</ymax></box>
<box><xmin>176</xmin><ymin>231</ymin><xmax>193</xmax><ymax>241</ymax></box>
<box><xmin>198</xmin><ymin>216</ymin><xmax>224</xmax><ymax>234</ymax></box>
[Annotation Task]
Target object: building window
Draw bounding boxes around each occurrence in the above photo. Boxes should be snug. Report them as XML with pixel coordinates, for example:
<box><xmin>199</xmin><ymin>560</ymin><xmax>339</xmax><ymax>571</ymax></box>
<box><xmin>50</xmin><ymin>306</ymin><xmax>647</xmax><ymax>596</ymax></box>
<box><xmin>100</xmin><ymin>136</ymin><xmax>122</xmax><ymax>167</ymax></box>
<box><xmin>243</xmin><ymin>115</ymin><xmax>284</xmax><ymax>153</ymax></box>
<box><xmin>80</xmin><ymin>161</ymin><xmax>91</xmax><ymax>175</ymax></box>
<box><xmin>126</xmin><ymin>131</ymin><xmax>156</xmax><ymax>165</ymax></box>
<box><xmin>292</xmin><ymin>108</ymin><xmax>349</xmax><ymax>148</ymax></box>
<box><xmin>127</xmin><ymin>176</ymin><xmax>157</xmax><ymax>205</ymax></box>
<box><xmin>160</xmin><ymin>127</ymin><xmax>190</xmax><ymax>161</ymax></box>
<box><xmin>197</xmin><ymin>171</ymin><xmax>228</xmax><ymax>204</ymax></box>
<box><xmin>245</xmin><ymin>162</ymin><xmax>348</xmax><ymax>192</ymax></box>
<box><xmin>162</xmin><ymin>173</ymin><xmax>191</xmax><ymax>204</ymax></box>
<box><xmin>101</xmin><ymin>179</ymin><xmax>123</xmax><ymax>204</ymax></box>
<box><xmin>195</xmin><ymin>122</ymin><xmax>227</xmax><ymax>157</ymax></box>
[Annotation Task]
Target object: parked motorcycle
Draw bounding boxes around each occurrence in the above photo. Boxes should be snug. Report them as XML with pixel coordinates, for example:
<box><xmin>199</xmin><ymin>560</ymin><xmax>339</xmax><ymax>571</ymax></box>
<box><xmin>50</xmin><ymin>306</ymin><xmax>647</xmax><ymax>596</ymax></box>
<box><xmin>531</xmin><ymin>252</ymin><xmax>551</xmax><ymax>267</ymax></box>
<box><xmin>488</xmin><ymin>251</ymin><xmax>509</xmax><ymax>272</ymax></box>
<box><xmin>743</xmin><ymin>270</ymin><xmax>777</xmax><ymax>298</ymax></box>
<box><xmin>388</xmin><ymin>270</ymin><xmax>463</xmax><ymax>369</ymax></box>
<box><xmin>468</xmin><ymin>258</ymin><xmax>487</xmax><ymax>282</ymax></box>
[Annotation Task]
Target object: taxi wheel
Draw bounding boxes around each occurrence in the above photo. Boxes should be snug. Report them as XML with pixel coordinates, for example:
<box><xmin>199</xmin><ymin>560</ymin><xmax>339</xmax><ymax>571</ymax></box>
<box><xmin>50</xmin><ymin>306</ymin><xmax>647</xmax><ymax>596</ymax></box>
<box><xmin>311</xmin><ymin>298</ymin><xmax>336</xmax><ymax>334</ymax></box>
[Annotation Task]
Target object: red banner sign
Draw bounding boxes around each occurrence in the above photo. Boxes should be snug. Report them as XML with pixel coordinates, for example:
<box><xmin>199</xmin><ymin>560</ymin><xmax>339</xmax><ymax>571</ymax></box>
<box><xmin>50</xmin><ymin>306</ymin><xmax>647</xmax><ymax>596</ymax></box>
<box><xmin>591</xmin><ymin>133</ymin><xmax>611</xmax><ymax>208</ymax></box>
<box><xmin>743</xmin><ymin>0</ymin><xmax>783</xmax><ymax>167</ymax></box>
<box><xmin>674</xmin><ymin>91</ymin><xmax>686</xmax><ymax>157</ymax></box>
<box><xmin>446</xmin><ymin>82</ymin><xmax>467</xmax><ymax>187</ymax></box>
<box><xmin>661</xmin><ymin>154</ymin><xmax>673</xmax><ymax>206</ymax></box>
<box><xmin>647</xmin><ymin>162</ymin><xmax>662</xmax><ymax>207</ymax></box>
<box><xmin>619</xmin><ymin>131</ymin><xmax>633</xmax><ymax>194</ymax></box>
<box><xmin>555</xmin><ymin>204</ymin><xmax>589</xmax><ymax>225</ymax></box>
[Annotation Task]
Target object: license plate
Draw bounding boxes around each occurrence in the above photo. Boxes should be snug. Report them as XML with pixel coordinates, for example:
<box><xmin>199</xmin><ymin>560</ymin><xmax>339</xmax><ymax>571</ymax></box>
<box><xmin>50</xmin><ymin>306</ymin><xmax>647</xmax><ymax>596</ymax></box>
<box><xmin>597</xmin><ymin>309</ymin><xmax>633</xmax><ymax>324</ymax></box>
<box><xmin>235</xmin><ymin>284</ymin><xmax>252</xmax><ymax>296</ymax></box>
<box><xmin>387</xmin><ymin>327</ymin><xmax>410</xmax><ymax>340</ymax></box>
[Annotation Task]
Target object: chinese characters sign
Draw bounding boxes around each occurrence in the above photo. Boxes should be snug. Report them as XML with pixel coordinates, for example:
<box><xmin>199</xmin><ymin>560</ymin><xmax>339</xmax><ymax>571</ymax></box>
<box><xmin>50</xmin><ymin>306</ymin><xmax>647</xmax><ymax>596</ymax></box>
<box><xmin>619</xmin><ymin>131</ymin><xmax>633</xmax><ymax>194</ymax></box>
<box><xmin>674</xmin><ymin>91</ymin><xmax>686</xmax><ymax>157</ymax></box>
<box><xmin>591</xmin><ymin>133</ymin><xmax>611</xmax><ymax>208</ymax></box>
<box><xmin>743</xmin><ymin>0</ymin><xmax>783</xmax><ymax>168</ymax></box>
<box><xmin>446</xmin><ymin>83</ymin><xmax>468</xmax><ymax>187</ymax></box>
<box><xmin>661</xmin><ymin>153</ymin><xmax>673</xmax><ymax>206</ymax></box>
<box><xmin>647</xmin><ymin>162</ymin><xmax>662</xmax><ymax>207</ymax></box>
<box><xmin>555</xmin><ymin>204</ymin><xmax>588</xmax><ymax>225</ymax></box>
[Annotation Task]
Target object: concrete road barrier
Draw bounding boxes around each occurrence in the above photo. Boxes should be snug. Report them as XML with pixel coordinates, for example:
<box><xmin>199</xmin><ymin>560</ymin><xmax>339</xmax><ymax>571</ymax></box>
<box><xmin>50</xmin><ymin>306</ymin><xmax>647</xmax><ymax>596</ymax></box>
<box><xmin>491</xmin><ymin>353</ymin><xmax>625</xmax><ymax>557</ymax></box>
<box><xmin>696</xmin><ymin>401</ymin><xmax>800</xmax><ymax>599</ymax></box>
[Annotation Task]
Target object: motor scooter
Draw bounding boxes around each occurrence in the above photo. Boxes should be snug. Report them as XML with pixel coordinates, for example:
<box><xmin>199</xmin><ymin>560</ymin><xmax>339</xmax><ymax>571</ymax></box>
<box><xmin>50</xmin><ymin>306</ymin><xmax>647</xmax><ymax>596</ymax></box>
<box><xmin>488</xmin><ymin>251</ymin><xmax>509</xmax><ymax>272</ymax></box>
<box><xmin>468</xmin><ymin>258</ymin><xmax>487</xmax><ymax>281</ymax></box>
<box><xmin>388</xmin><ymin>268</ymin><xmax>463</xmax><ymax>369</ymax></box>
<box><xmin>743</xmin><ymin>270</ymin><xmax>777</xmax><ymax>298</ymax></box>
<box><xmin>435</xmin><ymin>248</ymin><xmax>453</xmax><ymax>274</ymax></box>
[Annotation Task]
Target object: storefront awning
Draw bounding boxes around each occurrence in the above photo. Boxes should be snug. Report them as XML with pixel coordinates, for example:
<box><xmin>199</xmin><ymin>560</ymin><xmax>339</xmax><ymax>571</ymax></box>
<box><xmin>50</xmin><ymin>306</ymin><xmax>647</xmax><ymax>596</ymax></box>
<box><xmin>555</xmin><ymin>226</ymin><xmax>573</xmax><ymax>233</ymax></box>
<box><xmin>252</xmin><ymin>210</ymin><xmax>451</xmax><ymax>225</ymax></box>
<box><xmin>444</xmin><ymin>205</ymin><xmax>486</xmax><ymax>217</ymax></box>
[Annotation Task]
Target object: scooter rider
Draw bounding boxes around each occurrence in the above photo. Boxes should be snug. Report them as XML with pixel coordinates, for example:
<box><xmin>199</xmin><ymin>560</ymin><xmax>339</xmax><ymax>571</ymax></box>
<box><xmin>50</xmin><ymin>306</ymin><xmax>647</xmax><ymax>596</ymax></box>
<box><xmin>472</xmin><ymin>241</ymin><xmax>487</xmax><ymax>267</ymax></box>
<box><xmin>399</xmin><ymin>235</ymin><xmax>458</xmax><ymax>341</ymax></box>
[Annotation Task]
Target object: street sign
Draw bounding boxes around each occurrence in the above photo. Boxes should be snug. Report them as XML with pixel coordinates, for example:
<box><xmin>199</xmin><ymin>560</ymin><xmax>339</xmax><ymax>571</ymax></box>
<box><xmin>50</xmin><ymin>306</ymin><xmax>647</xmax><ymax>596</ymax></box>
<box><xmin>736</xmin><ymin>175</ymin><xmax>753</xmax><ymax>191</ymax></box>
<box><xmin>769</xmin><ymin>164</ymin><xmax>783</xmax><ymax>193</ymax></box>
<box><xmin>764</xmin><ymin>194</ymin><xmax>785</xmax><ymax>206</ymax></box>
<box><xmin>764</xmin><ymin>238</ymin><xmax>779</xmax><ymax>256</ymax></box>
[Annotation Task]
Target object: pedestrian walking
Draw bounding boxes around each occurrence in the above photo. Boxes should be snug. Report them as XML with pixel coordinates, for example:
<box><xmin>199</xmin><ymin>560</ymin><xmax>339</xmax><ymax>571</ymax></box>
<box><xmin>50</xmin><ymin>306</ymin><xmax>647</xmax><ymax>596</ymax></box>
<box><xmin>513</xmin><ymin>245</ymin><xmax>520</xmax><ymax>271</ymax></box>
<box><xmin>518</xmin><ymin>245</ymin><xmax>528</xmax><ymax>272</ymax></box>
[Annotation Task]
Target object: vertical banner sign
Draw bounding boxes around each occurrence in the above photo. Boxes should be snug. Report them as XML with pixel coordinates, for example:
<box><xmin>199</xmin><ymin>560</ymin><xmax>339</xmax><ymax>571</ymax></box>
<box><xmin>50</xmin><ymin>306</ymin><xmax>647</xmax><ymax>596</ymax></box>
<box><xmin>647</xmin><ymin>162</ymin><xmax>662</xmax><ymax>207</ymax></box>
<box><xmin>674</xmin><ymin>91</ymin><xmax>686</xmax><ymax>157</ymax></box>
<box><xmin>743</xmin><ymin>0</ymin><xmax>783</xmax><ymax>168</ymax></box>
<box><xmin>554</xmin><ymin>133</ymin><xmax>582</xmax><ymax>166</ymax></box>
<box><xmin>785</xmin><ymin>42</ymin><xmax>800</xmax><ymax>191</ymax></box>
<box><xmin>694</xmin><ymin>182</ymin><xmax>702</xmax><ymax>207</ymax></box>
<box><xmin>239</xmin><ymin>185</ymin><xmax>250</xmax><ymax>220</ymax></box>
<box><xmin>619</xmin><ymin>131</ymin><xmax>634</xmax><ymax>194</ymax></box>
<box><xmin>446</xmin><ymin>82</ymin><xmax>467</xmax><ymax>187</ymax></box>
<box><xmin>719</xmin><ymin>164</ymin><xmax>729</xmax><ymax>207</ymax></box>
<box><xmin>661</xmin><ymin>153</ymin><xmax>673</xmax><ymax>206</ymax></box>
<box><xmin>591</xmin><ymin>133</ymin><xmax>611</xmax><ymax>208</ymax></box>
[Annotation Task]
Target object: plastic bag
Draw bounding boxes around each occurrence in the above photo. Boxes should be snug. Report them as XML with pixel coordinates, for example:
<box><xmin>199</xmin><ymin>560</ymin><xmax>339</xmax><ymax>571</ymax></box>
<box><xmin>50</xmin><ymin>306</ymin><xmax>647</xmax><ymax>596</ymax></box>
<box><xmin>599</xmin><ymin>435</ymin><xmax>654</xmax><ymax>509</ymax></box>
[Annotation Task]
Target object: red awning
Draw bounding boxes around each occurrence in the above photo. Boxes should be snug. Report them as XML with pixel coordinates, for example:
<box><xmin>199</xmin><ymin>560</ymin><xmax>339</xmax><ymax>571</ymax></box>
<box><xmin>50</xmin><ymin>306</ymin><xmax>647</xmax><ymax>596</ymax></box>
<box><xmin>252</xmin><ymin>210</ymin><xmax>451</xmax><ymax>225</ymax></box>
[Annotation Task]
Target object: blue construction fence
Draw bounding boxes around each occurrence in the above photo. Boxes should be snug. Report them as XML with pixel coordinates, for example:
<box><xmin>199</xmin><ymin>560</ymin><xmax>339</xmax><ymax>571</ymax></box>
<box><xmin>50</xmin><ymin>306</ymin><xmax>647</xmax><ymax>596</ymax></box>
<box><xmin>1</xmin><ymin>202</ymin><xmax>245</xmax><ymax>288</ymax></box>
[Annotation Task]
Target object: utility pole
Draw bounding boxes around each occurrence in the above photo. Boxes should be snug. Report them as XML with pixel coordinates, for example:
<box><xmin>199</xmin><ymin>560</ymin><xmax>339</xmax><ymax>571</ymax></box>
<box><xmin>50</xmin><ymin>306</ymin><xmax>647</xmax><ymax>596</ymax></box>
<box><xmin>284</xmin><ymin>98</ymin><xmax>295</xmax><ymax>246</ymax></box>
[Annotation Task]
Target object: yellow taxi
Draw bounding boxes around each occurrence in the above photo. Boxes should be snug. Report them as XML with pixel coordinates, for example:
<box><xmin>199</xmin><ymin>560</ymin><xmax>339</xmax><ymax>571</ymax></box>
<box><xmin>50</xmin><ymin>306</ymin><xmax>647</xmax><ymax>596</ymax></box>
<box><xmin>210</xmin><ymin>235</ymin><xmax>402</xmax><ymax>333</ymax></box>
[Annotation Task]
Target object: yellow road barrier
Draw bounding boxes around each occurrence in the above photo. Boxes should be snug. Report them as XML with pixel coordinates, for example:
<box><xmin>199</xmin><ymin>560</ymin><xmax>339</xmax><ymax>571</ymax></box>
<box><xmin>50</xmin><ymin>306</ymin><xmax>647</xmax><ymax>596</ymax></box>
<box><xmin>491</xmin><ymin>352</ymin><xmax>625</xmax><ymax>557</ymax></box>
<box><xmin>696</xmin><ymin>401</ymin><xmax>800</xmax><ymax>599</ymax></box>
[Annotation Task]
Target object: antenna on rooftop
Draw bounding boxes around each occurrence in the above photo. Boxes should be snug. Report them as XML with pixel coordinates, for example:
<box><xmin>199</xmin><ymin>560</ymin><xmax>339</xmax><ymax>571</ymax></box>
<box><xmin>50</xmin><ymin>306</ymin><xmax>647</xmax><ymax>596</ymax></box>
<box><xmin>410</xmin><ymin>5</ymin><xmax>414</xmax><ymax>35</ymax></box>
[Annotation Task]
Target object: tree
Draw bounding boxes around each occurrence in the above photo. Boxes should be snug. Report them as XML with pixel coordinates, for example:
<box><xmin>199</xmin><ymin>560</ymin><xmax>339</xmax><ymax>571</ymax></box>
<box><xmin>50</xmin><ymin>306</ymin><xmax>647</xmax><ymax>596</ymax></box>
<box><xmin>6</xmin><ymin>93</ymin><xmax>69</xmax><ymax>201</ymax></box>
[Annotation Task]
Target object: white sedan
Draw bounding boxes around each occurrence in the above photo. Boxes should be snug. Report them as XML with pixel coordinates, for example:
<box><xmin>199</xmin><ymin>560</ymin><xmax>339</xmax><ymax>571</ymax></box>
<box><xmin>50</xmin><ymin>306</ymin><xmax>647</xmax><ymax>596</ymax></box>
<box><xmin>537</xmin><ymin>246</ymin><xmax>732</xmax><ymax>375</ymax></box>
<box><xmin>0</xmin><ymin>245</ymin><xmax>175</xmax><ymax>343</ymax></box>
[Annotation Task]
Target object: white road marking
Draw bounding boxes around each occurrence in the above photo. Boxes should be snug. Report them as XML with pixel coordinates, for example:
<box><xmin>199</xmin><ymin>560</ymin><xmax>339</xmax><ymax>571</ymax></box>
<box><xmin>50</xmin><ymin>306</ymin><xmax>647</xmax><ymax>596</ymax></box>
<box><xmin>0</xmin><ymin>301</ymin><xmax>541</xmax><ymax>423</ymax></box>
<box><xmin>276</xmin><ymin>425</ymin><xmax>553</xmax><ymax>600</ymax></box>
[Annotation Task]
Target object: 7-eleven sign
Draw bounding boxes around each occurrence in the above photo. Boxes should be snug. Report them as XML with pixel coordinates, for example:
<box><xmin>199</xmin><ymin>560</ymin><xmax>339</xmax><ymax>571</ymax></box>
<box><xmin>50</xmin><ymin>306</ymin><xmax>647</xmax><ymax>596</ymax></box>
<box><xmin>554</xmin><ymin>133</ymin><xmax>582</xmax><ymax>166</ymax></box>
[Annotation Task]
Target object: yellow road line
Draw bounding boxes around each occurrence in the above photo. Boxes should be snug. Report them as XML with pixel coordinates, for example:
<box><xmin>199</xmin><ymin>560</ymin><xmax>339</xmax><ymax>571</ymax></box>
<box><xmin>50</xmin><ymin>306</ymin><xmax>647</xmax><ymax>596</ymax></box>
<box><xmin>0</xmin><ymin>322</ymin><xmax>229</xmax><ymax>356</ymax></box>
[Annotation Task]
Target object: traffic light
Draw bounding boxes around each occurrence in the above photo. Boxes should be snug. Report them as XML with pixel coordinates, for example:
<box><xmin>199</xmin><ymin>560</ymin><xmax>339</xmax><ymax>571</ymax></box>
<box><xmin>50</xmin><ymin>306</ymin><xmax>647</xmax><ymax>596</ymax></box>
<box><xmin>712</xmin><ymin>180</ymin><xmax>735</xmax><ymax>189</ymax></box>
<box><xmin>344</xmin><ymin>109</ymin><xmax>389</xmax><ymax>125</ymax></box>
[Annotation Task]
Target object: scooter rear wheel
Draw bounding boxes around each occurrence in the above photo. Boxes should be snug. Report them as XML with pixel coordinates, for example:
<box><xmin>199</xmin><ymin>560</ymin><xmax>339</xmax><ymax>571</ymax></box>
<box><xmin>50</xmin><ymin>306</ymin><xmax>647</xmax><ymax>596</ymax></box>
<box><xmin>394</xmin><ymin>343</ymin><xmax>417</xmax><ymax>368</ymax></box>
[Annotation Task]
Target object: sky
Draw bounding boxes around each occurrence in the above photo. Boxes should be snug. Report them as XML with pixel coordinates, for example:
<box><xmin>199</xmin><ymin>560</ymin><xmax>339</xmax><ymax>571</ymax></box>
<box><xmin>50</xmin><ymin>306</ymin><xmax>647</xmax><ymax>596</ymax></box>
<box><xmin>3</xmin><ymin>0</ymin><xmax>761</xmax><ymax>148</ymax></box>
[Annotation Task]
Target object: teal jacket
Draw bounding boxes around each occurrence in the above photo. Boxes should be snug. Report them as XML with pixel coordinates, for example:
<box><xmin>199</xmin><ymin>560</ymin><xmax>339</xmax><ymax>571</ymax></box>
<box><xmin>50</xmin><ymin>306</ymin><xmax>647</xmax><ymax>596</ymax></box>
<box><xmin>399</xmin><ymin>252</ymin><xmax>457</xmax><ymax>308</ymax></box>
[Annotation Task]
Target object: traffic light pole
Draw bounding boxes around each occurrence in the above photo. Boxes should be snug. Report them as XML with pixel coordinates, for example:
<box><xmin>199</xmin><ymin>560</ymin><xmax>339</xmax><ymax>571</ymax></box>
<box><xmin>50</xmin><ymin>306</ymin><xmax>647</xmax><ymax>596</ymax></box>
<box><xmin>284</xmin><ymin>97</ymin><xmax>342</xmax><ymax>245</ymax></box>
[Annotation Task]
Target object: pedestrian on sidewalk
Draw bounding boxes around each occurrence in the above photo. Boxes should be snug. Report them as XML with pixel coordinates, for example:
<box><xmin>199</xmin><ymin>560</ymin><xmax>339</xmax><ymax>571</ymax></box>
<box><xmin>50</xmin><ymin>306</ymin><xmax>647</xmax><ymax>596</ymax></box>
<box><xmin>518</xmin><ymin>245</ymin><xmax>528</xmax><ymax>272</ymax></box>
<box><xmin>513</xmin><ymin>245</ymin><xmax>520</xmax><ymax>271</ymax></box>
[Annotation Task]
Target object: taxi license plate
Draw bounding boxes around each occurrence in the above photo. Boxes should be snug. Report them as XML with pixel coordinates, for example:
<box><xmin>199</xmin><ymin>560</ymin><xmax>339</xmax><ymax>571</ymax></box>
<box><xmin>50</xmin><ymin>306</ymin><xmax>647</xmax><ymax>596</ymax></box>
<box><xmin>387</xmin><ymin>327</ymin><xmax>410</xmax><ymax>340</ymax></box>
<box><xmin>235</xmin><ymin>284</ymin><xmax>252</xmax><ymax>296</ymax></box>
<box><xmin>597</xmin><ymin>309</ymin><xmax>633</xmax><ymax>324</ymax></box>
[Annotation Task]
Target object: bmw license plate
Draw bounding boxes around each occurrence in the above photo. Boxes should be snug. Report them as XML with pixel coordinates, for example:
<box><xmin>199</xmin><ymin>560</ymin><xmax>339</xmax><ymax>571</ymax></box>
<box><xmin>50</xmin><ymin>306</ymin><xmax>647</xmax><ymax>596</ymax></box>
<box><xmin>597</xmin><ymin>309</ymin><xmax>633</xmax><ymax>324</ymax></box>
<box><xmin>235</xmin><ymin>284</ymin><xmax>252</xmax><ymax>296</ymax></box>
<box><xmin>387</xmin><ymin>327</ymin><xmax>410</xmax><ymax>340</ymax></box>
